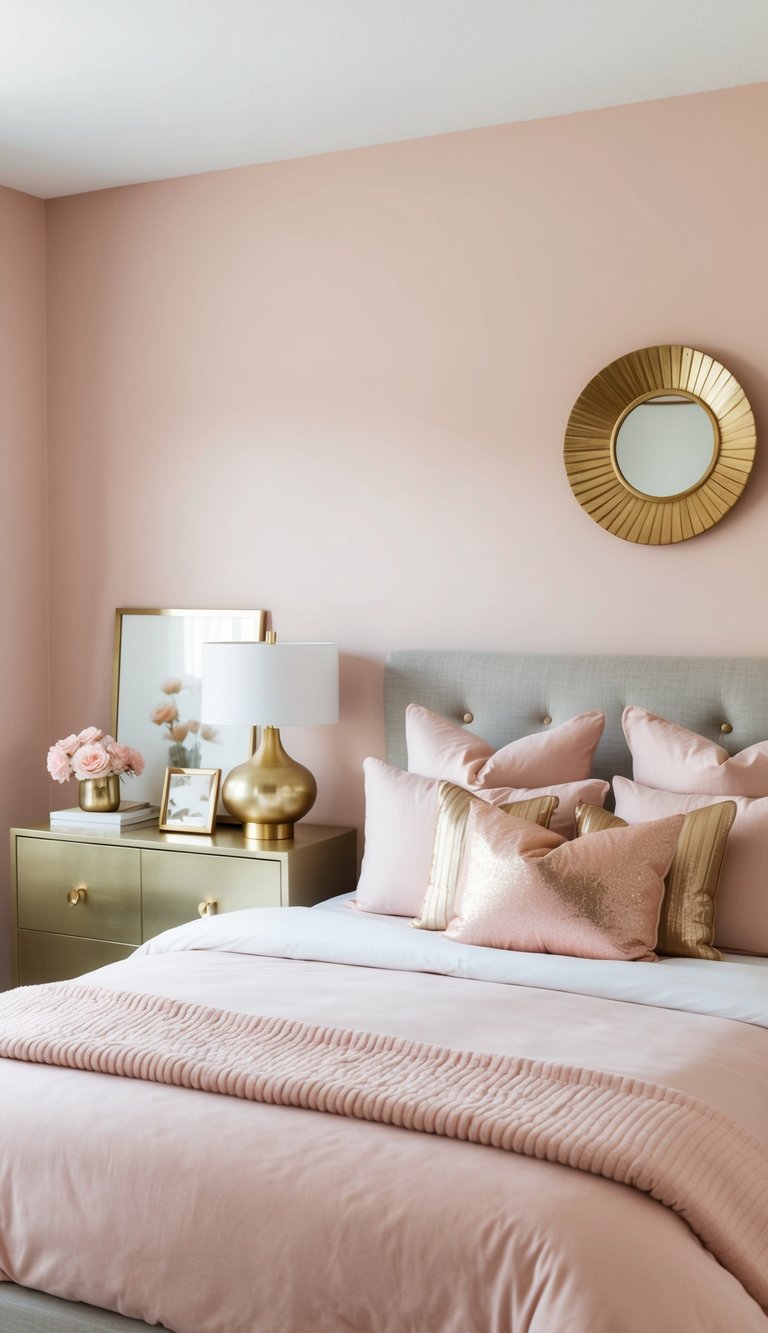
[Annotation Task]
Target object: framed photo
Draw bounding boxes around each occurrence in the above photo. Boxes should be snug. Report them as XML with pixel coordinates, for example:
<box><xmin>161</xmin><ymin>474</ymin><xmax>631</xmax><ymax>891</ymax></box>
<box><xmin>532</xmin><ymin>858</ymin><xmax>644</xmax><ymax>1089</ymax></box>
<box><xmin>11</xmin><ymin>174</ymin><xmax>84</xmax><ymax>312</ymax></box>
<box><xmin>113</xmin><ymin>608</ymin><xmax>266</xmax><ymax>809</ymax></box>
<box><xmin>159</xmin><ymin>768</ymin><xmax>221</xmax><ymax>835</ymax></box>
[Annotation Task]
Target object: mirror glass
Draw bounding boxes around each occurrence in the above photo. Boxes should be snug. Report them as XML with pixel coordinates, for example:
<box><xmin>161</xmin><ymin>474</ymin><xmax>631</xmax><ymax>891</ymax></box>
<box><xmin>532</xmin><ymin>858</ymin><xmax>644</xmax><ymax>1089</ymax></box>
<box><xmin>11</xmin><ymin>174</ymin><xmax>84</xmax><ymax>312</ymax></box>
<box><xmin>614</xmin><ymin>396</ymin><xmax>716</xmax><ymax>498</ymax></box>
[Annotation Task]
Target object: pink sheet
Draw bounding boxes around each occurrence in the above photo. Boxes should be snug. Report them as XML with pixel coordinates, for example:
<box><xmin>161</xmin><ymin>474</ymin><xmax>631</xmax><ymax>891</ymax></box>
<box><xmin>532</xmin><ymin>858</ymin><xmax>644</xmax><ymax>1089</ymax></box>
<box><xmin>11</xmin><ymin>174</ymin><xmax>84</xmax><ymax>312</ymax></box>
<box><xmin>0</xmin><ymin>915</ymin><xmax>766</xmax><ymax>1332</ymax></box>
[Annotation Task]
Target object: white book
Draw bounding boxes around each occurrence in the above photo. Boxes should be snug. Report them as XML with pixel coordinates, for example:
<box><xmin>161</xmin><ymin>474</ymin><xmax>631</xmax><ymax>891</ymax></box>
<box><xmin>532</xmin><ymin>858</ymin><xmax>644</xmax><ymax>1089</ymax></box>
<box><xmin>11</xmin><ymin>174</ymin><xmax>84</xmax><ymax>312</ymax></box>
<box><xmin>50</xmin><ymin>804</ymin><xmax>160</xmax><ymax>828</ymax></box>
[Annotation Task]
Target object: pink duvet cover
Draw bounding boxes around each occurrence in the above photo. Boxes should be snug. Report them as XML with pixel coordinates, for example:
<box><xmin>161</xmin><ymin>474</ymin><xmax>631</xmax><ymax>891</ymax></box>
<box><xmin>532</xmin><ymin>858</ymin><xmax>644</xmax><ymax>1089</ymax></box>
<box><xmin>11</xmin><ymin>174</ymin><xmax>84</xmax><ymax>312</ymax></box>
<box><xmin>1</xmin><ymin>901</ymin><xmax>767</xmax><ymax>1333</ymax></box>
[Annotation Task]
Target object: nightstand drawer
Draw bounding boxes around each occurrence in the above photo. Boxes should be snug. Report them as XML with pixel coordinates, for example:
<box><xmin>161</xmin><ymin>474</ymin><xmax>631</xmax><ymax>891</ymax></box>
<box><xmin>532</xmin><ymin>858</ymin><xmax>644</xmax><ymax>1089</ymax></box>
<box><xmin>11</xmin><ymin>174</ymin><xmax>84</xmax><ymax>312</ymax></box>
<box><xmin>141</xmin><ymin>849</ymin><xmax>281</xmax><ymax>938</ymax></box>
<box><xmin>16</xmin><ymin>838</ymin><xmax>141</xmax><ymax>945</ymax></box>
<box><xmin>17</xmin><ymin>930</ymin><xmax>135</xmax><ymax>986</ymax></box>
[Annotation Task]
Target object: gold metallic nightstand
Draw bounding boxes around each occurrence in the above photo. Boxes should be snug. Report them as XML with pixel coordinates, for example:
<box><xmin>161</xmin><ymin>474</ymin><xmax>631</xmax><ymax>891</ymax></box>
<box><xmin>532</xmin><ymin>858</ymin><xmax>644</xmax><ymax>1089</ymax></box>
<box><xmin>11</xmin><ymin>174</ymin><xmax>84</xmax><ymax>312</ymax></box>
<box><xmin>10</xmin><ymin>822</ymin><xmax>357</xmax><ymax>986</ymax></box>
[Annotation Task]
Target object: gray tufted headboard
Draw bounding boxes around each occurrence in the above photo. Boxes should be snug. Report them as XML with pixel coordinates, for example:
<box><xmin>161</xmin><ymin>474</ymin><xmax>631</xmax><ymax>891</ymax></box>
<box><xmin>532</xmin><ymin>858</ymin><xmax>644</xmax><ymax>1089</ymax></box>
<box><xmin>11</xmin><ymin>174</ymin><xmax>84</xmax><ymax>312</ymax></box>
<box><xmin>384</xmin><ymin>652</ymin><xmax>768</xmax><ymax>786</ymax></box>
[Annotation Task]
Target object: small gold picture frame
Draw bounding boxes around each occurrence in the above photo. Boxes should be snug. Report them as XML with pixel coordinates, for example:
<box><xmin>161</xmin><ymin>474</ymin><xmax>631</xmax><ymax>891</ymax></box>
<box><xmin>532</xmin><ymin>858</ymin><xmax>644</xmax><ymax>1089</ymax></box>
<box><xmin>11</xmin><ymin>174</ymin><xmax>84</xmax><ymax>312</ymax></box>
<box><xmin>159</xmin><ymin>767</ymin><xmax>221</xmax><ymax>835</ymax></box>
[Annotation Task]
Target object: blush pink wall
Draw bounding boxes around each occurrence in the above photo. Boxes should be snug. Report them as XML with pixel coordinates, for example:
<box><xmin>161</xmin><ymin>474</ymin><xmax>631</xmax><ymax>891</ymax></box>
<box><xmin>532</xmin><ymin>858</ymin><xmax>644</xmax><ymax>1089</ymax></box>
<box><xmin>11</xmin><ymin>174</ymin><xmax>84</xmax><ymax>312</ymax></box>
<box><xmin>0</xmin><ymin>186</ymin><xmax>49</xmax><ymax>986</ymax></box>
<box><xmin>40</xmin><ymin>83</ymin><xmax>768</xmax><ymax>865</ymax></box>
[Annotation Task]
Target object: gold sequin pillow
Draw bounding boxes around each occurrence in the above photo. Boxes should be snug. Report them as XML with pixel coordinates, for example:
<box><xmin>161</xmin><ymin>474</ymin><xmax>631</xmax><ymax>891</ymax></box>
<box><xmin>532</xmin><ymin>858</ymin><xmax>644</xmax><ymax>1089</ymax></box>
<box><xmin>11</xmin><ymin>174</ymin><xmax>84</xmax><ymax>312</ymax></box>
<box><xmin>412</xmin><ymin>781</ymin><xmax>559</xmax><ymax>931</ymax></box>
<box><xmin>444</xmin><ymin>801</ymin><xmax>683</xmax><ymax>961</ymax></box>
<box><xmin>575</xmin><ymin>800</ymin><xmax>736</xmax><ymax>961</ymax></box>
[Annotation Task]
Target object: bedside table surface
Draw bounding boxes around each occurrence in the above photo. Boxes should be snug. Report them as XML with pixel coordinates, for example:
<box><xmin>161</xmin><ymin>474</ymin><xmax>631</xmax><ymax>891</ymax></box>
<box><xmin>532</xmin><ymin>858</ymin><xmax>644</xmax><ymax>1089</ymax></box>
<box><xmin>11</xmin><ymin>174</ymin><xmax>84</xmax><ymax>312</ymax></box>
<box><xmin>12</xmin><ymin>821</ymin><xmax>354</xmax><ymax>861</ymax></box>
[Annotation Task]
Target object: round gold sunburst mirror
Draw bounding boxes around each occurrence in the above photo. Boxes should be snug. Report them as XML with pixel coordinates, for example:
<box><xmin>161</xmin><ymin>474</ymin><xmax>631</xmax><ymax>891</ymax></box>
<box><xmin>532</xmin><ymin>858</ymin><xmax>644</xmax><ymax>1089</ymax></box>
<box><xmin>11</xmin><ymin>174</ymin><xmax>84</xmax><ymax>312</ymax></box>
<box><xmin>563</xmin><ymin>346</ymin><xmax>756</xmax><ymax>544</ymax></box>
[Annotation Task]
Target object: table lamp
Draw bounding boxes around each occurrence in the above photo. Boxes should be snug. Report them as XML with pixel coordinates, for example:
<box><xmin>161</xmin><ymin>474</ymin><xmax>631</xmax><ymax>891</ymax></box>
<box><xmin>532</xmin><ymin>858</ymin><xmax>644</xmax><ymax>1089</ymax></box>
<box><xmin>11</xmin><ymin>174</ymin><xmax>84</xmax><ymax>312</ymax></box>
<box><xmin>200</xmin><ymin>634</ymin><xmax>339</xmax><ymax>839</ymax></box>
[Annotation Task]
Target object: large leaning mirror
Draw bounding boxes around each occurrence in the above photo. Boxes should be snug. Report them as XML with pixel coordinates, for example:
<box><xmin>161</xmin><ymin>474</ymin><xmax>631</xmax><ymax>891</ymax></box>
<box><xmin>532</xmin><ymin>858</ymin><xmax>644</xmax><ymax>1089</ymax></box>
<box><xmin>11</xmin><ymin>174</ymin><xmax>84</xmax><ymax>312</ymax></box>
<box><xmin>563</xmin><ymin>346</ymin><xmax>756</xmax><ymax>544</ymax></box>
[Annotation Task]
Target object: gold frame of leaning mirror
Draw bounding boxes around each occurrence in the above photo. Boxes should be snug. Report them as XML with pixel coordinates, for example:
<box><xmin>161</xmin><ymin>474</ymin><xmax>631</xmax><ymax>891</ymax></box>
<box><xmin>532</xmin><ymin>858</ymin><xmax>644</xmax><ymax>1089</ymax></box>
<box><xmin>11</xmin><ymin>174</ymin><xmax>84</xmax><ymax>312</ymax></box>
<box><xmin>563</xmin><ymin>345</ymin><xmax>756</xmax><ymax>544</ymax></box>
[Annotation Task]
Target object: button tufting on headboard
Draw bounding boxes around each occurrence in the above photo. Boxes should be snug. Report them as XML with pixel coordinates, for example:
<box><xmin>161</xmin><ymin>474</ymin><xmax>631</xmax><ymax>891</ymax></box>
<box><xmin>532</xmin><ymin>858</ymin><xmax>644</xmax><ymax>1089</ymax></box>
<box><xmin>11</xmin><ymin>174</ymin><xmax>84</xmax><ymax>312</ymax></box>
<box><xmin>720</xmin><ymin>722</ymin><xmax>733</xmax><ymax>735</ymax></box>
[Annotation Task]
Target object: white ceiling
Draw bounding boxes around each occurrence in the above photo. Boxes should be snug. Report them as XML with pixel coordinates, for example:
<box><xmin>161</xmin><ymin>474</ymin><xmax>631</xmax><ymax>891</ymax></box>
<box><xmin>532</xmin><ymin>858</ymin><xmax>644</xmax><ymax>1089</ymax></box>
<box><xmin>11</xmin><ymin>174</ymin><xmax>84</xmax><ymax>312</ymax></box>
<box><xmin>2</xmin><ymin>0</ymin><xmax>768</xmax><ymax>199</ymax></box>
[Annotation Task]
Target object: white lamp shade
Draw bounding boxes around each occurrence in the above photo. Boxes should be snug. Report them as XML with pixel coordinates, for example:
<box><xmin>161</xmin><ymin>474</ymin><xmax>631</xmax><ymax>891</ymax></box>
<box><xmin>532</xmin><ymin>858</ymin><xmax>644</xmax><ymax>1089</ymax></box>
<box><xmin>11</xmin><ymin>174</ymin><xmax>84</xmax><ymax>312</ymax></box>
<box><xmin>201</xmin><ymin>642</ymin><xmax>339</xmax><ymax>727</ymax></box>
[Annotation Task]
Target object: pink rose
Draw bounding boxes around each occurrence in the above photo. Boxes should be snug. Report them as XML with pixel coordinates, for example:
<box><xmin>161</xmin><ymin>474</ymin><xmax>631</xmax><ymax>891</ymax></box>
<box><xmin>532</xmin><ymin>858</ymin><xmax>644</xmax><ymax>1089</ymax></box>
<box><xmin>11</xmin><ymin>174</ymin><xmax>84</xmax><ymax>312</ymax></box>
<box><xmin>187</xmin><ymin>719</ymin><xmax>200</xmax><ymax>734</ymax></box>
<box><xmin>200</xmin><ymin>724</ymin><xmax>219</xmax><ymax>742</ymax></box>
<box><xmin>76</xmin><ymin>726</ymin><xmax>104</xmax><ymax>746</ymax></box>
<box><xmin>105</xmin><ymin>742</ymin><xmax>145</xmax><ymax>777</ymax></box>
<box><xmin>151</xmin><ymin>703</ymin><xmax>178</xmax><ymax>725</ymax></box>
<box><xmin>72</xmin><ymin>743</ymin><xmax>111</xmax><ymax>780</ymax></box>
<box><xmin>106</xmin><ymin>742</ymin><xmax>131</xmax><ymax>774</ymax></box>
<box><xmin>47</xmin><ymin>746</ymin><xmax>72</xmax><ymax>783</ymax></box>
<box><xmin>161</xmin><ymin>678</ymin><xmax>183</xmax><ymax>695</ymax></box>
<box><xmin>171</xmin><ymin>722</ymin><xmax>189</xmax><ymax>742</ymax></box>
<box><xmin>55</xmin><ymin>734</ymin><xmax>79</xmax><ymax>755</ymax></box>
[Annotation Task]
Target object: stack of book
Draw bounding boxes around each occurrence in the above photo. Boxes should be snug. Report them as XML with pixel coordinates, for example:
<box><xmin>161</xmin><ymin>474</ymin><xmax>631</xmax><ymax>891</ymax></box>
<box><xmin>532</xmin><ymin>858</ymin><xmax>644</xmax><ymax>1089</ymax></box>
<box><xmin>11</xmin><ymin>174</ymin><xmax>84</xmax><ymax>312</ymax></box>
<box><xmin>50</xmin><ymin>801</ymin><xmax>160</xmax><ymax>829</ymax></box>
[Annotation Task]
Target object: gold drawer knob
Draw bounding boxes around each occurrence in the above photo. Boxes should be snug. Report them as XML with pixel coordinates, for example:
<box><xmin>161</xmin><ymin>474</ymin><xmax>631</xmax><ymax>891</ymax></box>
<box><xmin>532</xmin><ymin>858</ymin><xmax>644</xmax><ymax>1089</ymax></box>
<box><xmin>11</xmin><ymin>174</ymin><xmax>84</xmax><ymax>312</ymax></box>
<box><xmin>198</xmin><ymin>898</ymin><xmax>218</xmax><ymax>917</ymax></box>
<box><xmin>66</xmin><ymin>885</ymin><xmax>87</xmax><ymax>907</ymax></box>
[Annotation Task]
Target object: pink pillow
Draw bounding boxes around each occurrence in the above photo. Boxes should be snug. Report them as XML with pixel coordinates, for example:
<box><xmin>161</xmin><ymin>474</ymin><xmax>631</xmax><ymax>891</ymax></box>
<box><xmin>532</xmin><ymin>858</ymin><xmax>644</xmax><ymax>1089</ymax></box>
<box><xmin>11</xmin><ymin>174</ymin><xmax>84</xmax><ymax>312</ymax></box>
<box><xmin>623</xmin><ymin>705</ymin><xmax>768</xmax><ymax>798</ymax></box>
<box><xmin>406</xmin><ymin>705</ymin><xmax>605</xmax><ymax>788</ymax></box>
<box><xmin>355</xmin><ymin>758</ymin><xmax>609</xmax><ymax>917</ymax></box>
<box><xmin>444</xmin><ymin>802</ymin><xmax>682</xmax><ymax>961</ymax></box>
<box><xmin>613</xmin><ymin>776</ymin><xmax>768</xmax><ymax>956</ymax></box>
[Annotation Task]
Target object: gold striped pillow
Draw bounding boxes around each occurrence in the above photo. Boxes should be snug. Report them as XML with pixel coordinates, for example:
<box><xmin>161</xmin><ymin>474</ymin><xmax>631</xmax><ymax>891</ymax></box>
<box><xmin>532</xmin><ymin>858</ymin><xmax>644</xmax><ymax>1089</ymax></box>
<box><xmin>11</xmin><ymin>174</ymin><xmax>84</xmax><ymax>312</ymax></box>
<box><xmin>575</xmin><ymin>800</ymin><xmax>736</xmax><ymax>961</ymax></box>
<box><xmin>412</xmin><ymin>782</ymin><xmax>558</xmax><ymax>931</ymax></box>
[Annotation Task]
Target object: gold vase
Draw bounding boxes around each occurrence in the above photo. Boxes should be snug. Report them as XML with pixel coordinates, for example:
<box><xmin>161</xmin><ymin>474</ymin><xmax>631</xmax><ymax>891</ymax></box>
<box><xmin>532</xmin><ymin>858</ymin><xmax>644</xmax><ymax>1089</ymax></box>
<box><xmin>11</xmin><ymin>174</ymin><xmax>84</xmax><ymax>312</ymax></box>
<box><xmin>79</xmin><ymin>775</ymin><xmax>120</xmax><ymax>813</ymax></box>
<box><xmin>221</xmin><ymin>726</ymin><xmax>316</xmax><ymax>840</ymax></box>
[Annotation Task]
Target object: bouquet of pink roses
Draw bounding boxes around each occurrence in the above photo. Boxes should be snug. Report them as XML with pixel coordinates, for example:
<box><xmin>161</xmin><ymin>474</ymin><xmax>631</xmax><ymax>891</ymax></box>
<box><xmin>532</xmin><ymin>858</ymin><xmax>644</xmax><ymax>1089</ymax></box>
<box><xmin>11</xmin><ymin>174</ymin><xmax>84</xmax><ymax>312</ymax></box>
<box><xmin>46</xmin><ymin>727</ymin><xmax>145</xmax><ymax>783</ymax></box>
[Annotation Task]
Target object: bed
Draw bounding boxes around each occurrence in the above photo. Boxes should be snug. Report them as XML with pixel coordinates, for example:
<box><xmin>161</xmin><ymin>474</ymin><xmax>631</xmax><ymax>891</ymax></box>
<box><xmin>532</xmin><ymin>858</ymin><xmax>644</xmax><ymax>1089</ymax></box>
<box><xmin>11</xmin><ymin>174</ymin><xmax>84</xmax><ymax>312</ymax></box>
<box><xmin>1</xmin><ymin>650</ymin><xmax>767</xmax><ymax>1332</ymax></box>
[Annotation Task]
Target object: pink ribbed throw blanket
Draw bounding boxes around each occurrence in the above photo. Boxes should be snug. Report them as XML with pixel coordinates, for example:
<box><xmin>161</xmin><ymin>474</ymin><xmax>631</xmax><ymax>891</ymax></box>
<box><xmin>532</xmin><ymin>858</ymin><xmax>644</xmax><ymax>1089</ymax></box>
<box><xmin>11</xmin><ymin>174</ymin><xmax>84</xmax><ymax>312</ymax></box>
<box><xmin>1</xmin><ymin>983</ymin><xmax>767</xmax><ymax>1310</ymax></box>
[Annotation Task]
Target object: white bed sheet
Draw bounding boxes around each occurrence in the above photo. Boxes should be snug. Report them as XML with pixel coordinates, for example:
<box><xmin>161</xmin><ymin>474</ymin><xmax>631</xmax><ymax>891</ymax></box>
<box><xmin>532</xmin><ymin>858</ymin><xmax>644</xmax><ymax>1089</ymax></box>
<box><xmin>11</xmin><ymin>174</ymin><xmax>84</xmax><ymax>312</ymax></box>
<box><xmin>135</xmin><ymin>891</ymin><xmax>768</xmax><ymax>1031</ymax></box>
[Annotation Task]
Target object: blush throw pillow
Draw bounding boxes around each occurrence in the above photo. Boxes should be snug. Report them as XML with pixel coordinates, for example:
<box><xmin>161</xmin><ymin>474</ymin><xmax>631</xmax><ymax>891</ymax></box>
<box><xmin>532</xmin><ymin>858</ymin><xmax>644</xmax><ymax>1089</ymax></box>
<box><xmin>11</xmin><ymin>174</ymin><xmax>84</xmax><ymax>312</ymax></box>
<box><xmin>623</xmin><ymin>705</ymin><xmax>768</xmax><ymax>797</ymax></box>
<box><xmin>355</xmin><ymin>759</ymin><xmax>609</xmax><ymax>917</ymax></box>
<box><xmin>355</xmin><ymin>761</ymin><xmax>440</xmax><ymax>917</ymax></box>
<box><xmin>575</xmin><ymin>799</ymin><xmax>736</xmax><ymax>961</ymax></box>
<box><xmin>613</xmin><ymin>777</ymin><xmax>768</xmax><ymax>956</ymax></box>
<box><xmin>406</xmin><ymin>704</ymin><xmax>605</xmax><ymax>789</ymax></box>
<box><xmin>444</xmin><ymin>802</ymin><xmax>683</xmax><ymax>961</ymax></box>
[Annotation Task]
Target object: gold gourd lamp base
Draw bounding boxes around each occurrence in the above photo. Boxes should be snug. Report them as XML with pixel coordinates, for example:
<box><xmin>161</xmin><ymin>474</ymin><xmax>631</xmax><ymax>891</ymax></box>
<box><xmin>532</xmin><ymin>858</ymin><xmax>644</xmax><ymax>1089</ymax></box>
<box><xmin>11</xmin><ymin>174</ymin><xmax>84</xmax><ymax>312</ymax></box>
<box><xmin>221</xmin><ymin>724</ymin><xmax>317</xmax><ymax>840</ymax></box>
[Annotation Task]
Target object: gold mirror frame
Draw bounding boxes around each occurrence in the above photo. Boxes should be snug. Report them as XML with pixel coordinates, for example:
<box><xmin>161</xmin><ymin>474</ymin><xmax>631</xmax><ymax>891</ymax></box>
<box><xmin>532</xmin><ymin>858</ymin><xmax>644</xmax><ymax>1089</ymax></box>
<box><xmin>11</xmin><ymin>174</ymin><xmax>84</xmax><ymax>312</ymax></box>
<box><xmin>563</xmin><ymin>346</ymin><xmax>756</xmax><ymax>544</ymax></box>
